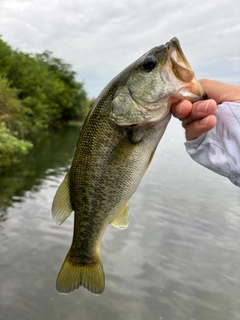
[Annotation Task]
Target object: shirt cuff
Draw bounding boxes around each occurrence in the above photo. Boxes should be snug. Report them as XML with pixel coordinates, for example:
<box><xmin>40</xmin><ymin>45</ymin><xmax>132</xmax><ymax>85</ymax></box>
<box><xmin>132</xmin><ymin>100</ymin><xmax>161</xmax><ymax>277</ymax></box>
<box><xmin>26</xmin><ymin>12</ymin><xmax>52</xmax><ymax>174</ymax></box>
<box><xmin>185</xmin><ymin>102</ymin><xmax>240</xmax><ymax>187</ymax></box>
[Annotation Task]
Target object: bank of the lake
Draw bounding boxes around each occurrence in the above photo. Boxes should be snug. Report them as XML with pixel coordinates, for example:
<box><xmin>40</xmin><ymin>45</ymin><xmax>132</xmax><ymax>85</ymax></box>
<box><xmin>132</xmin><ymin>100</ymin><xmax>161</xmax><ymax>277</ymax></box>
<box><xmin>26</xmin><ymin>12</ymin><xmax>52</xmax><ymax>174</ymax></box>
<box><xmin>0</xmin><ymin>38</ymin><xmax>91</xmax><ymax>168</ymax></box>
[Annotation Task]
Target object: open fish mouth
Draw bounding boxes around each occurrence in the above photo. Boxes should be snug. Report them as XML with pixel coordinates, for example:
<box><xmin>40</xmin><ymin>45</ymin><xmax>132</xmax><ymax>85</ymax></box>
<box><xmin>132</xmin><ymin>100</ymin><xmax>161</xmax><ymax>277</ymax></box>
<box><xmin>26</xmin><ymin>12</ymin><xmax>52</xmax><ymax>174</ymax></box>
<box><xmin>167</xmin><ymin>37</ymin><xmax>195</xmax><ymax>83</ymax></box>
<box><xmin>164</xmin><ymin>37</ymin><xmax>207</xmax><ymax>101</ymax></box>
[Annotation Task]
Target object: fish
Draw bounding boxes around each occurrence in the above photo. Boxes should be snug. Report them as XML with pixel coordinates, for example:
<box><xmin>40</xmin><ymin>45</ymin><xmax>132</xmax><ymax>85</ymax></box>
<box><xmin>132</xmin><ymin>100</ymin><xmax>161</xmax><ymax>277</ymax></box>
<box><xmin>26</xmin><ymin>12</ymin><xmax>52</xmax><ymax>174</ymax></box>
<box><xmin>52</xmin><ymin>37</ymin><xmax>206</xmax><ymax>295</ymax></box>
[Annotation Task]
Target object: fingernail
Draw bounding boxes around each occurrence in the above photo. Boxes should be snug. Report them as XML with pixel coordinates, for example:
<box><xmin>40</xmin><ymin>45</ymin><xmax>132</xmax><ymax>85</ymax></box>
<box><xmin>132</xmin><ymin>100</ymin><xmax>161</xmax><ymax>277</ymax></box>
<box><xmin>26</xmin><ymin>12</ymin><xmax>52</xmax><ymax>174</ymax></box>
<box><xmin>175</xmin><ymin>102</ymin><xmax>183</xmax><ymax>116</ymax></box>
<box><xmin>199</xmin><ymin>115</ymin><xmax>210</xmax><ymax>125</ymax></box>
<box><xmin>196</xmin><ymin>100</ymin><xmax>210</xmax><ymax>113</ymax></box>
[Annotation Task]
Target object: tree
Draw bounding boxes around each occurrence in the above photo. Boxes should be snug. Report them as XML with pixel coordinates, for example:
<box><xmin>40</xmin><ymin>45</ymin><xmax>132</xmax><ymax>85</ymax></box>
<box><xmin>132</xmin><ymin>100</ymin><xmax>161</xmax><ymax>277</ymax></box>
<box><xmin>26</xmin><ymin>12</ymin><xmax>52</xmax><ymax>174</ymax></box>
<box><xmin>0</xmin><ymin>38</ymin><xmax>91</xmax><ymax>168</ymax></box>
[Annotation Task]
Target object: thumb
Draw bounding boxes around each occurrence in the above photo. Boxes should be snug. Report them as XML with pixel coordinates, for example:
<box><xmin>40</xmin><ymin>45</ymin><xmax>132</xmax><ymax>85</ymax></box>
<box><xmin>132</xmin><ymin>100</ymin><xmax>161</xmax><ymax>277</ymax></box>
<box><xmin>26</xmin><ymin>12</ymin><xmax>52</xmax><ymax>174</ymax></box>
<box><xmin>199</xmin><ymin>79</ymin><xmax>240</xmax><ymax>104</ymax></box>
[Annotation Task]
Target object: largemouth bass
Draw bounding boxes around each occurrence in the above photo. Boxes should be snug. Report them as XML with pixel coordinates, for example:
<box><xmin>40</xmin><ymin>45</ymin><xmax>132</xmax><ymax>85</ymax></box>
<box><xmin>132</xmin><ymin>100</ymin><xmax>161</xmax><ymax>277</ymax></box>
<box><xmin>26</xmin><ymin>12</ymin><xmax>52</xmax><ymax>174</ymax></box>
<box><xmin>52</xmin><ymin>37</ymin><xmax>206</xmax><ymax>294</ymax></box>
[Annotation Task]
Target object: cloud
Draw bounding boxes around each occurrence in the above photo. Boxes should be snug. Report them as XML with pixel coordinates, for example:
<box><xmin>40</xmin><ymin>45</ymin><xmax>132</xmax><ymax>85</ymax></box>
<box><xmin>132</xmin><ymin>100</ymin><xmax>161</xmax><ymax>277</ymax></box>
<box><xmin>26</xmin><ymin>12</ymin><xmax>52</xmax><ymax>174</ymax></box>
<box><xmin>0</xmin><ymin>0</ymin><xmax>239</xmax><ymax>97</ymax></box>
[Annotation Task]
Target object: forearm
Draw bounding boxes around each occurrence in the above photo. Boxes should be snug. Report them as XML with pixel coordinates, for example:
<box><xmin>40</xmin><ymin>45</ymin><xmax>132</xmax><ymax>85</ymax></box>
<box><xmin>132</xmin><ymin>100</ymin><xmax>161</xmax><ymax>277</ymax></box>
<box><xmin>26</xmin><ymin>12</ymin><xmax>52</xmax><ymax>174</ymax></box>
<box><xmin>185</xmin><ymin>102</ymin><xmax>240</xmax><ymax>187</ymax></box>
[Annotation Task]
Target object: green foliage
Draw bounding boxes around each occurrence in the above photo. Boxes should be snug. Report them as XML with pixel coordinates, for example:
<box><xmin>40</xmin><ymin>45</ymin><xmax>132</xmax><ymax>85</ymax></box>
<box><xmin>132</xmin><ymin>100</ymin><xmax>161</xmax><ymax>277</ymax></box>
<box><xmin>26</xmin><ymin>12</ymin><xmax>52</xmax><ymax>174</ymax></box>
<box><xmin>34</xmin><ymin>51</ymin><xmax>90</xmax><ymax>121</ymax></box>
<box><xmin>0</xmin><ymin>121</ymin><xmax>33</xmax><ymax>167</ymax></box>
<box><xmin>0</xmin><ymin>37</ymin><xmax>91</xmax><ymax>168</ymax></box>
<box><xmin>0</xmin><ymin>77</ymin><xmax>30</xmax><ymax>137</ymax></box>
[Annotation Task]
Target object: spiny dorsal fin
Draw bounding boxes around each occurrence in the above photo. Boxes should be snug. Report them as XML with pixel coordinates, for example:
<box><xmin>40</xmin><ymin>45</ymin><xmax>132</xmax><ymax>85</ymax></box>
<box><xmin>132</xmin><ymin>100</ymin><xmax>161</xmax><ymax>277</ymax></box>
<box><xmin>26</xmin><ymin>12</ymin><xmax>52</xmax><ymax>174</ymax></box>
<box><xmin>52</xmin><ymin>172</ymin><xmax>73</xmax><ymax>225</ymax></box>
<box><xmin>111</xmin><ymin>202</ymin><xmax>129</xmax><ymax>229</ymax></box>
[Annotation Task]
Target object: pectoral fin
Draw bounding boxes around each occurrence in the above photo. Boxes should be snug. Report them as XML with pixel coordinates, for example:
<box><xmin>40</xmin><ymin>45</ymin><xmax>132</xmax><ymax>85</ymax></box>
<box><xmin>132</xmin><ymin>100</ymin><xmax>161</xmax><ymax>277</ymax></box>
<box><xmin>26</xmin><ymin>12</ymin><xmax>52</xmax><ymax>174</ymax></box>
<box><xmin>52</xmin><ymin>172</ymin><xmax>73</xmax><ymax>225</ymax></box>
<box><xmin>111</xmin><ymin>202</ymin><xmax>129</xmax><ymax>229</ymax></box>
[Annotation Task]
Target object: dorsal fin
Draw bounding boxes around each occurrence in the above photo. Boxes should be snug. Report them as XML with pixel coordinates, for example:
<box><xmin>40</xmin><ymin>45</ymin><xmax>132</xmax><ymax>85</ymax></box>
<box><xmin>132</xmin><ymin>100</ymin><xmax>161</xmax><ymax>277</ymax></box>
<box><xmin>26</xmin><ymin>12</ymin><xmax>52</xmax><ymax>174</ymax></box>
<box><xmin>52</xmin><ymin>172</ymin><xmax>73</xmax><ymax>225</ymax></box>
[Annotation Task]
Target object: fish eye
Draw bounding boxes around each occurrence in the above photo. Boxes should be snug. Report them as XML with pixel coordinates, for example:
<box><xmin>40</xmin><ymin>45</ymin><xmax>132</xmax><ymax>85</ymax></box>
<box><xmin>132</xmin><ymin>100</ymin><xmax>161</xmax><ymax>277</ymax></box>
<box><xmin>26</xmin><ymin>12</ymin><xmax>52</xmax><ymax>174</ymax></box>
<box><xmin>142</xmin><ymin>56</ymin><xmax>157</xmax><ymax>72</ymax></box>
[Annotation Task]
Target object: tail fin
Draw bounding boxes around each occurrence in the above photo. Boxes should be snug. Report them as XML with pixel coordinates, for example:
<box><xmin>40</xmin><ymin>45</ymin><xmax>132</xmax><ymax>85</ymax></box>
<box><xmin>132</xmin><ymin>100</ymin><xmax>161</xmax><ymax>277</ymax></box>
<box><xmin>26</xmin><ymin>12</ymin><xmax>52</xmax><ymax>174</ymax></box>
<box><xmin>56</xmin><ymin>249</ymin><xmax>105</xmax><ymax>295</ymax></box>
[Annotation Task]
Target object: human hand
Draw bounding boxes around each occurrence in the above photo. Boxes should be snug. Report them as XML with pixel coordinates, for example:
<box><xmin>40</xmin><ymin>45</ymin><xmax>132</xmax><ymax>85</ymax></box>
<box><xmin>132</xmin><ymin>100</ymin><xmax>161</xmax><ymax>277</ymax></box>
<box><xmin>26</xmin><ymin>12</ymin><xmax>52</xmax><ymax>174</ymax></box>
<box><xmin>171</xmin><ymin>79</ymin><xmax>240</xmax><ymax>141</ymax></box>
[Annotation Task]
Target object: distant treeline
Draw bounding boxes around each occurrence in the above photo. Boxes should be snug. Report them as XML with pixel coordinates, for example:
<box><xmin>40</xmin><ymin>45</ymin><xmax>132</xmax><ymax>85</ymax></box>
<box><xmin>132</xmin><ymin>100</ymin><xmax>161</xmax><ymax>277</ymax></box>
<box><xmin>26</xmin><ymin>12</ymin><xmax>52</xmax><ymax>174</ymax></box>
<box><xmin>0</xmin><ymin>37</ymin><xmax>92</xmax><ymax>167</ymax></box>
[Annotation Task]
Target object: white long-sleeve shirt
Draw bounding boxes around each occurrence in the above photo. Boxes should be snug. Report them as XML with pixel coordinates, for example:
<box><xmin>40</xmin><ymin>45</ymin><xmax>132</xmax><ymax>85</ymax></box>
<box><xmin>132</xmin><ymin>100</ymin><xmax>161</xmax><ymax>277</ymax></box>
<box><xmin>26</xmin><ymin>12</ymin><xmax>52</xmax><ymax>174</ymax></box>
<box><xmin>185</xmin><ymin>102</ymin><xmax>240</xmax><ymax>187</ymax></box>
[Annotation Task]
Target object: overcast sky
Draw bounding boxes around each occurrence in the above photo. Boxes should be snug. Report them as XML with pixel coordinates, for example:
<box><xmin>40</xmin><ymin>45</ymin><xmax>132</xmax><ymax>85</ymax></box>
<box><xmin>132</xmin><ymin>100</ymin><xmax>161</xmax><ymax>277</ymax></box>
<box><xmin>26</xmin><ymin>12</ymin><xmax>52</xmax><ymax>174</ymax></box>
<box><xmin>0</xmin><ymin>0</ymin><xmax>239</xmax><ymax>98</ymax></box>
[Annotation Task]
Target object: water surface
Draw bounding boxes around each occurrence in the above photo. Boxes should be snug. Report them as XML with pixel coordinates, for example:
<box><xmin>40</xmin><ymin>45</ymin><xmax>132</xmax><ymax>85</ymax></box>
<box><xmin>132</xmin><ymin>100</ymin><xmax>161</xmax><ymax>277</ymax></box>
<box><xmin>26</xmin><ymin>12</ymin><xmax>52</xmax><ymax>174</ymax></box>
<box><xmin>0</xmin><ymin>119</ymin><xmax>239</xmax><ymax>320</ymax></box>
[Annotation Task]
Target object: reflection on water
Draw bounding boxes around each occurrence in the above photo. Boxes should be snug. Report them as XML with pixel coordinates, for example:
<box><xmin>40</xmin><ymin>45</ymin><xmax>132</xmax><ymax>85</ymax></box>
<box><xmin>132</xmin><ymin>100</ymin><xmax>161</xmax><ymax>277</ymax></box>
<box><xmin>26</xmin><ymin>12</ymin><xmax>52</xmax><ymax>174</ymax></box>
<box><xmin>0</xmin><ymin>119</ymin><xmax>239</xmax><ymax>320</ymax></box>
<box><xmin>0</xmin><ymin>125</ymin><xmax>79</xmax><ymax>214</ymax></box>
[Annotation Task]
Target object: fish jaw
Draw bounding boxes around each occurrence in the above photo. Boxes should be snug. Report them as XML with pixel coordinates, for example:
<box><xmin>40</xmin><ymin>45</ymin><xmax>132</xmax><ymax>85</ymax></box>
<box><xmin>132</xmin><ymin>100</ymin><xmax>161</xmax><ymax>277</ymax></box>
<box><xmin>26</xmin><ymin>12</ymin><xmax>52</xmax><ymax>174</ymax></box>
<box><xmin>163</xmin><ymin>37</ymin><xmax>207</xmax><ymax>102</ymax></box>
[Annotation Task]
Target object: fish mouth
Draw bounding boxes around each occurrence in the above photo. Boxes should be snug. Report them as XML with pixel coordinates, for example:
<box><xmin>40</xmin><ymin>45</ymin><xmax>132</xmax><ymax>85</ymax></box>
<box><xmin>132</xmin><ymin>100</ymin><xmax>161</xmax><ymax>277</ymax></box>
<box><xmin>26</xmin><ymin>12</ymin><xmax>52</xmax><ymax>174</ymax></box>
<box><xmin>167</xmin><ymin>38</ymin><xmax>195</xmax><ymax>83</ymax></box>
<box><xmin>164</xmin><ymin>37</ymin><xmax>207</xmax><ymax>101</ymax></box>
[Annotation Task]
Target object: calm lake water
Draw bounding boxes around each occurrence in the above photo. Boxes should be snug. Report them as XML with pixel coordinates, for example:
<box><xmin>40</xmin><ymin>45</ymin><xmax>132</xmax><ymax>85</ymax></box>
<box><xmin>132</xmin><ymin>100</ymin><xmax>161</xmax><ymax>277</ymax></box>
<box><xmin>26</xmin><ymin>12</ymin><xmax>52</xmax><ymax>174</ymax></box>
<box><xmin>0</xmin><ymin>118</ymin><xmax>239</xmax><ymax>320</ymax></box>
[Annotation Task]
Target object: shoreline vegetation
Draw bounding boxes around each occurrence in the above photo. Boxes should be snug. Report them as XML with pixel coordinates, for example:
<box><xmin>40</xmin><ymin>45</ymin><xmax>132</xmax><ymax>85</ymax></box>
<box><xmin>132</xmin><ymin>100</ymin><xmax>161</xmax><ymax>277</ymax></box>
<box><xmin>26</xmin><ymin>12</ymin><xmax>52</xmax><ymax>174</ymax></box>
<box><xmin>0</xmin><ymin>36</ymin><xmax>92</xmax><ymax>169</ymax></box>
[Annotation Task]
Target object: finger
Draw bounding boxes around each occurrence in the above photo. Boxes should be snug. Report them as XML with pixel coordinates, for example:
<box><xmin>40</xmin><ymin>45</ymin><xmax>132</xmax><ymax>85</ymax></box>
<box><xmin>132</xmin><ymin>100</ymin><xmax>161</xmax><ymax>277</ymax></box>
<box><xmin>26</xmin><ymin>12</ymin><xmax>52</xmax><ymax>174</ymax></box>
<box><xmin>181</xmin><ymin>99</ymin><xmax>217</xmax><ymax>128</ymax></box>
<box><xmin>171</xmin><ymin>100</ymin><xmax>192</xmax><ymax>119</ymax></box>
<box><xmin>185</xmin><ymin>114</ymin><xmax>217</xmax><ymax>141</ymax></box>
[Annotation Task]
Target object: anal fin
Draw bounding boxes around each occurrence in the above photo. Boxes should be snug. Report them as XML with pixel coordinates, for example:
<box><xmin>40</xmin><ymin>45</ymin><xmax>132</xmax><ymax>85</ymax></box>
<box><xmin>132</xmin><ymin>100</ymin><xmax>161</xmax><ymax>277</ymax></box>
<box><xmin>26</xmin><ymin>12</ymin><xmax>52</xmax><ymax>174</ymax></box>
<box><xmin>111</xmin><ymin>202</ymin><xmax>129</xmax><ymax>229</ymax></box>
